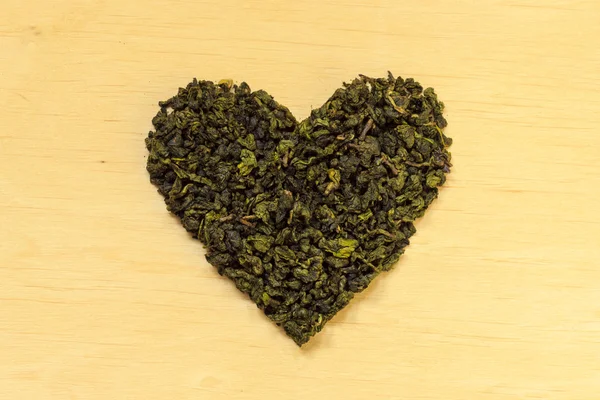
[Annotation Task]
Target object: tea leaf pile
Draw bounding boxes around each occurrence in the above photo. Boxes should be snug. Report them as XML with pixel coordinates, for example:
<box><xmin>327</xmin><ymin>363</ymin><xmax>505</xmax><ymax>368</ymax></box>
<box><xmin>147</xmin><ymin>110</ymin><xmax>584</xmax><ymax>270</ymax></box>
<box><xmin>146</xmin><ymin>73</ymin><xmax>452</xmax><ymax>345</ymax></box>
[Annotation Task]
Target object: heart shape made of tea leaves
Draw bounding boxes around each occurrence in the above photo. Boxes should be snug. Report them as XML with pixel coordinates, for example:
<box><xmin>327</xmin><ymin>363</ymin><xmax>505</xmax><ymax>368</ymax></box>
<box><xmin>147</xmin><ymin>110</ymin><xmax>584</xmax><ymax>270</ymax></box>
<box><xmin>145</xmin><ymin>73</ymin><xmax>452</xmax><ymax>346</ymax></box>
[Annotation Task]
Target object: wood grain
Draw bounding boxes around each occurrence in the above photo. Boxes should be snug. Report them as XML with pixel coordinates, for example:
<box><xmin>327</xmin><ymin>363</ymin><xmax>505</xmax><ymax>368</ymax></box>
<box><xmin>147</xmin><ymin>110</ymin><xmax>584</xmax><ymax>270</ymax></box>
<box><xmin>1</xmin><ymin>0</ymin><xmax>600</xmax><ymax>398</ymax></box>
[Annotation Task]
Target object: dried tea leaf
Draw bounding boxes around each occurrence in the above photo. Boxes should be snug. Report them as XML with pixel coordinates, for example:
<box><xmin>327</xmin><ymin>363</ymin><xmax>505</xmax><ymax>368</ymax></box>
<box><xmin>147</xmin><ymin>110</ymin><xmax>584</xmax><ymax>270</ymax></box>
<box><xmin>146</xmin><ymin>73</ymin><xmax>452</xmax><ymax>346</ymax></box>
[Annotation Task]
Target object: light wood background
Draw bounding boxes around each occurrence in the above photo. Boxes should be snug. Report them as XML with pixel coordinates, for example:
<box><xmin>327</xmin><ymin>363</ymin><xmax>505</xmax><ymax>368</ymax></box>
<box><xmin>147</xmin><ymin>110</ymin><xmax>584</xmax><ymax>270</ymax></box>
<box><xmin>2</xmin><ymin>0</ymin><xmax>600</xmax><ymax>399</ymax></box>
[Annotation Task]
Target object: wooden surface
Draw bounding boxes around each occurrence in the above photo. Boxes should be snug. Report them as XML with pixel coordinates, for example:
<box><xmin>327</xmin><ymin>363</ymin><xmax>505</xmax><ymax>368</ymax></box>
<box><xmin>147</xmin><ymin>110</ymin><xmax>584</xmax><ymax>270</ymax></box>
<box><xmin>2</xmin><ymin>1</ymin><xmax>600</xmax><ymax>398</ymax></box>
